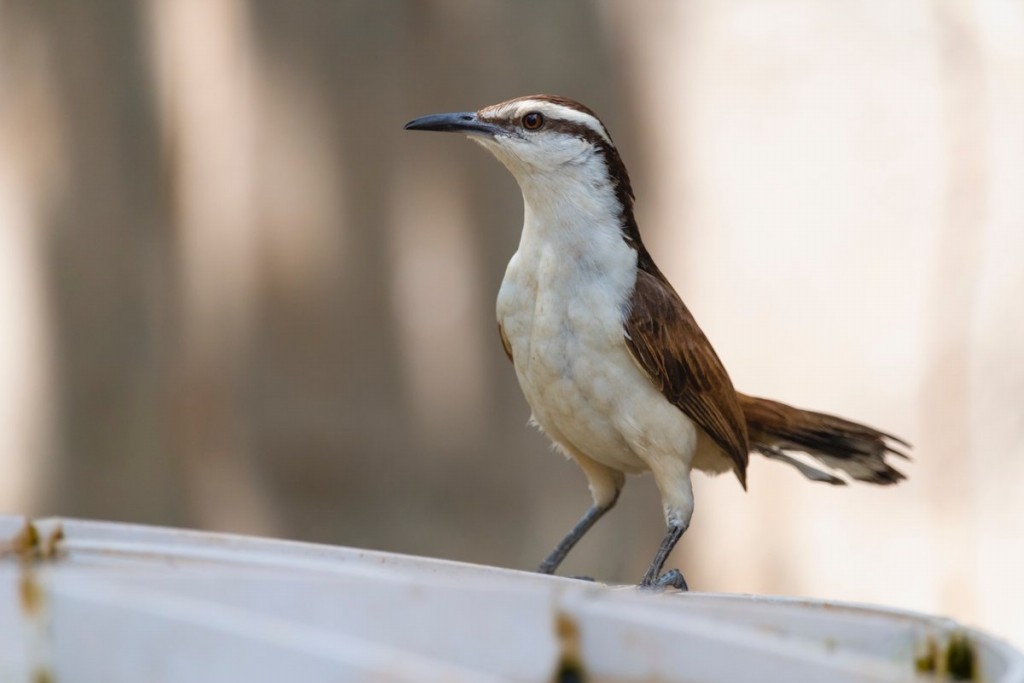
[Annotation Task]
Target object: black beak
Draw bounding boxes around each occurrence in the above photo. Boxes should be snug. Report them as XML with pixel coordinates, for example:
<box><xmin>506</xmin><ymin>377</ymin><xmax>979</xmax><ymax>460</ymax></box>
<box><xmin>403</xmin><ymin>111</ymin><xmax>502</xmax><ymax>136</ymax></box>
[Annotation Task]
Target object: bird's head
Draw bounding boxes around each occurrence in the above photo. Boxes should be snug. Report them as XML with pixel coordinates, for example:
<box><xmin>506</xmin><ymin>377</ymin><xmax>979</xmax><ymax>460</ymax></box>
<box><xmin>405</xmin><ymin>95</ymin><xmax>635</xmax><ymax>217</ymax></box>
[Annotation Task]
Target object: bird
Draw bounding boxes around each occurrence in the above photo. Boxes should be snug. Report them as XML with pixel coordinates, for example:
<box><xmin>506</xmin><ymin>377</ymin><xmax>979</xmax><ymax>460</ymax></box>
<box><xmin>404</xmin><ymin>95</ymin><xmax>909</xmax><ymax>590</ymax></box>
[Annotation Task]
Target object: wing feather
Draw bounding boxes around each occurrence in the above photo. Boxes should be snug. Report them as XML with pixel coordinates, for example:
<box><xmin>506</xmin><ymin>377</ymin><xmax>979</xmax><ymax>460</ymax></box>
<box><xmin>624</xmin><ymin>270</ymin><xmax>749</xmax><ymax>487</ymax></box>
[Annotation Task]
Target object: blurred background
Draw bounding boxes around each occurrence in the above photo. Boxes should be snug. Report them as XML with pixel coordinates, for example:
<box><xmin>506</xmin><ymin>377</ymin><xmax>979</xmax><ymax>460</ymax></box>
<box><xmin>1</xmin><ymin>0</ymin><xmax>1022</xmax><ymax>646</ymax></box>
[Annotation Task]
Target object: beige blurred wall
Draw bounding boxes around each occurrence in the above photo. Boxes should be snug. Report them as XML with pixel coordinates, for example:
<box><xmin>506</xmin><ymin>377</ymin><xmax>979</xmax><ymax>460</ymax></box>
<box><xmin>610</xmin><ymin>0</ymin><xmax>1024</xmax><ymax>645</ymax></box>
<box><xmin>0</xmin><ymin>0</ymin><xmax>1021</xmax><ymax>646</ymax></box>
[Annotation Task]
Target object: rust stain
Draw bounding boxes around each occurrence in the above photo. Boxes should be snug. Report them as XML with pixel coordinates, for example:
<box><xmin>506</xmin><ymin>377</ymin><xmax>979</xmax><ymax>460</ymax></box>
<box><xmin>553</xmin><ymin>611</ymin><xmax>586</xmax><ymax>683</ymax></box>
<box><xmin>916</xmin><ymin>636</ymin><xmax>939</xmax><ymax>674</ymax></box>
<box><xmin>10</xmin><ymin>519</ymin><xmax>40</xmax><ymax>558</ymax></box>
<box><xmin>32</xmin><ymin>668</ymin><xmax>55</xmax><ymax>683</ymax></box>
<box><xmin>946</xmin><ymin>632</ymin><xmax>977</xmax><ymax>681</ymax></box>
<box><xmin>915</xmin><ymin>632</ymin><xmax>978</xmax><ymax>681</ymax></box>
<box><xmin>15</xmin><ymin>522</ymin><xmax>57</xmax><ymax>683</ymax></box>
<box><xmin>41</xmin><ymin>523</ymin><xmax>65</xmax><ymax>559</ymax></box>
<box><xmin>4</xmin><ymin>519</ymin><xmax>65</xmax><ymax>561</ymax></box>
<box><xmin>19</xmin><ymin>571</ymin><xmax>44</xmax><ymax>616</ymax></box>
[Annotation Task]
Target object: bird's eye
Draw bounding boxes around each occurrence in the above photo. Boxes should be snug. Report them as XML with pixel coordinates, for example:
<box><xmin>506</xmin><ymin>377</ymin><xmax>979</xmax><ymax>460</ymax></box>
<box><xmin>522</xmin><ymin>112</ymin><xmax>544</xmax><ymax>131</ymax></box>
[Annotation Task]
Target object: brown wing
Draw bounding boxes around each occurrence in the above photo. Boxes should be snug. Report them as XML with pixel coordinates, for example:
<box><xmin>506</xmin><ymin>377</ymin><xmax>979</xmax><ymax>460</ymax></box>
<box><xmin>624</xmin><ymin>269</ymin><xmax>749</xmax><ymax>488</ymax></box>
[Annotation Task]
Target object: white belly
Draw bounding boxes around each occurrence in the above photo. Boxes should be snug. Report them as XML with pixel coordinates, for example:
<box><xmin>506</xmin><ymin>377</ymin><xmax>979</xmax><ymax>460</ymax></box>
<box><xmin>496</xmin><ymin>241</ymin><xmax>701</xmax><ymax>476</ymax></box>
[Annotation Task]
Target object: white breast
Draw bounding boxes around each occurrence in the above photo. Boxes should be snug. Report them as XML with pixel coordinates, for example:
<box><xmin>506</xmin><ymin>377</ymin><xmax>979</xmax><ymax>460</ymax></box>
<box><xmin>495</xmin><ymin>203</ymin><xmax>701</xmax><ymax>476</ymax></box>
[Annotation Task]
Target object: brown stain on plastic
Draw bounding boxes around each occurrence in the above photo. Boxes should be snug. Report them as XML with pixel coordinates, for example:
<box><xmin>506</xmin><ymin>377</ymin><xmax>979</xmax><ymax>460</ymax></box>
<box><xmin>9</xmin><ymin>519</ymin><xmax>59</xmax><ymax>682</ymax></box>
<box><xmin>10</xmin><ymin>519</ymin><xmax>40</xmax><ymax>557</ymax></box>
<box><xmin>6</xmin><ymin>519</ymin><xmax>64</xmax><ymax>560</ymax></box>
<box><xmin>41</xmin><ymin>524</ymin><xmax>65</xmax><ymax>558</ymax></box>
<box><xmin>916</xmin><ymin>632</ymin><xmax>977</xmax><ymax>681</ymax></box>
<box><xmin>946</xmin><ymin>633</ymin><xmax>977</xmax><ymax>681</ymax></box>
<box><xmin>15</xmin><ymin>520</ymin><xmax>45</xmax><ymax>617</ymax></box>
<box><xmin>554</xmin><ymin>612</ymin><xmax>586</xmax><ymax>683</ymax></box>
<box><xmin>19</xmin><ymin>572</ymin><xmax>44</xmax><ymax>616</ymax></box>
<box><xmin>917</xmin><ymin>636</ymin><xmax>939</xmax><ymax>673</ymax></box>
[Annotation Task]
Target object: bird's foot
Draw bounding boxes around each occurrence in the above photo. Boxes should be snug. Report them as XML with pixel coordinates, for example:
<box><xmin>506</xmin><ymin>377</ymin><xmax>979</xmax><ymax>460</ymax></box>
<box><xmin>639</xmin><ymin>568</ymin><xmax>688</xmax><ymax>592</ymax></box>
<box><xmin>570</xmin><ymin>575</ymin><xmax>595</xmax><ymax>583</ymax></box>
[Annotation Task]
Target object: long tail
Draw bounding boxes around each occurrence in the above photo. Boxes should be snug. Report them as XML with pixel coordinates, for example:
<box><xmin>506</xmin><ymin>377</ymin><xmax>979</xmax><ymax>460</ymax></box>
<box><xmin>738</xmin><ymin>393</ymin><xmax>910</xmax><ymax>486</ymax></box>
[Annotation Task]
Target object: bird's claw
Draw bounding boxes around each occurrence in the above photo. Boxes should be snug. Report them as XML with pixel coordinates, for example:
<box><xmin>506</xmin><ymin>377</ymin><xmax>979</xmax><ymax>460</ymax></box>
<box><xmin>656</xmin><ymin>568</ymin><xmax>688</xmax><ymax>591</ymax></box>
<box><xmin>639</xmin><ymin>568</ymin><xmax>689</xmax><ymax>592</ymax></box>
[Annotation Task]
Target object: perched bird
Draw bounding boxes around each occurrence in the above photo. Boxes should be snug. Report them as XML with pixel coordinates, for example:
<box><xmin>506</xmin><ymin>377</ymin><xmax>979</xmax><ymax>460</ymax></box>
<box><xmin>404</xmin><ymin>95</ymin><xmax>908</xmax><ymax>589</ymax></box>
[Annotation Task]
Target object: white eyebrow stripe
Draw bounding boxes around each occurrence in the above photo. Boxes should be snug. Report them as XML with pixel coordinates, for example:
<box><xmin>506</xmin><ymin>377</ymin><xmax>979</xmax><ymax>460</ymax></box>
<box><xmin>538</xmin><ymin>104</ymin><xmax>612</xmax><ymax>144</ymax></box>
<box><xmin>483</xmin><ymin>99</ymin><xmax>613</xmax><ymax>145</ymax></box>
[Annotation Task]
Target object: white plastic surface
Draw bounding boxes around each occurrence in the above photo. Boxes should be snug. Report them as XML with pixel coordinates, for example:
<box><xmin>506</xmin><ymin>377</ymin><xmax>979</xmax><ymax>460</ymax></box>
<box><xmin>1</xmin><ymin>515</ymin><xmax>1020</xmax><ymax>682</ymax></box>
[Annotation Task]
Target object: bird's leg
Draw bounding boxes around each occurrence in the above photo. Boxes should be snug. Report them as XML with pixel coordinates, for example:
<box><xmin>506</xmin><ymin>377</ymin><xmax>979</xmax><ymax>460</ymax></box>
<box><xmin>639</xmin><ymin>523</ymin><xmax>688</xmax><ymax>590</ymax></box>
<box><xmin>538</xmin><ymin>500</ymin><xmax>616</xmax><ymax>575</ymax></box>
<box><xmin>538</xmin><ymin>450</ymin><xmax>624</xmax><ymax>576</ymax></box>
<box><xmin>640</xmin><ymin>459</ymin><xmax>694</xmax><ymax>590</ymax></box>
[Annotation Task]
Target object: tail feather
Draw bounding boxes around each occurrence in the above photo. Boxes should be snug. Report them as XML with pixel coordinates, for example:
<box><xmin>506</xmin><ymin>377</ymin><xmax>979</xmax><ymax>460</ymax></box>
<box><xmin>738</xmin><ymin>393</ymin><xmax>909</xmax><ymax>486</ymax></box>
<box><xmin>757</xmin><ymin>447</ymin><xmax>847</xmax><ymax>486</ymax></box>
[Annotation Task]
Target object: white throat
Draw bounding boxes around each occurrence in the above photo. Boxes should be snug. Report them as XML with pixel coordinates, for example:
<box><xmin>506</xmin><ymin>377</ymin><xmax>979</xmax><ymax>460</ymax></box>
<box><xmin>479</xmin><ymin>138</ymin><xmax>634</xmax><ymax>277</ymax></box>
